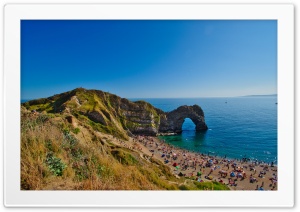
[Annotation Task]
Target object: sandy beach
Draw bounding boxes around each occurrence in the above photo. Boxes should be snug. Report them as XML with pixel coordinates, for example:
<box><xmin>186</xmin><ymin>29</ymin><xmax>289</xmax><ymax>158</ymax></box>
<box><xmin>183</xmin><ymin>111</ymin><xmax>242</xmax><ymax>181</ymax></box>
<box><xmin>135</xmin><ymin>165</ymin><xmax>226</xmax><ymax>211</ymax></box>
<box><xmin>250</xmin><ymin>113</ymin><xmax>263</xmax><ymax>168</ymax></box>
<box><xmin>107</xmin><ymin>134</ymin><xmax>278</xmax><ymax>191</ymax></box>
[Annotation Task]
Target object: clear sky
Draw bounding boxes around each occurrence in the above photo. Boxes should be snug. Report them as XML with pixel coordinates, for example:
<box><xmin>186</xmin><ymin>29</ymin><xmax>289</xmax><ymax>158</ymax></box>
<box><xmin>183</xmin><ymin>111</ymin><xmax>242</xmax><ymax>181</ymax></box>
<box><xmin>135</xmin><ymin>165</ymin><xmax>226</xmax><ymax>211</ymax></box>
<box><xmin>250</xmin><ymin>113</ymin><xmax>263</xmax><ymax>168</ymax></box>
<box><xmin>21</xmin><ymin>20</ymin><xmax>277</xmax><ymax>99</ymax></box>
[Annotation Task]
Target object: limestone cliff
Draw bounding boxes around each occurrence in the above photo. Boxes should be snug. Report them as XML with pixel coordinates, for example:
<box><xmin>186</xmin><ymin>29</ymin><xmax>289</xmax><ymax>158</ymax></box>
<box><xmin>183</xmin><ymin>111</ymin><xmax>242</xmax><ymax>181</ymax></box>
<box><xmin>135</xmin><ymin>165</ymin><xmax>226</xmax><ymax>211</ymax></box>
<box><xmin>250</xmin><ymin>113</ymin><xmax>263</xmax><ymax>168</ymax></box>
<box><xmin>22</xmin><ymin>88</ymin><xmax>208</xmax><ymax>137</ymax></box>
<box><xmin>159</xmin><ymin>105</ymin><xmax>208</xmax><ymax>133</ymax></box>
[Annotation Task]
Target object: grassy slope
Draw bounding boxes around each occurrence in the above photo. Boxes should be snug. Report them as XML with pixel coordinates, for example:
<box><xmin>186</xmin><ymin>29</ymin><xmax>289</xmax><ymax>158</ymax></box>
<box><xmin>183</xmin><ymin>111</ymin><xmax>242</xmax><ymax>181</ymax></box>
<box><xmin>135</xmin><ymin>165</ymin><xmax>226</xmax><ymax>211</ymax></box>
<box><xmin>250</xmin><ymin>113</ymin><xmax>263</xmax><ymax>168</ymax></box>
<box><xmin>21</xmin><ymin>108</ymin><xmax>175</xmax><ymax>190</ymax></box>
<box><xmin>21</xmin><ymin>108</ymin><xmax>229</xmax><ymax>190</ymax></box>
<box><xmin>21</xmin><ymin>88</ymin><xmax>229</xmax><ymax>190</ymax></box>
<box><xmin>23</xmin><ymin>88</ymin><xmax>164</xmax><ymax>139</ymax></box>
<box><xmin>23</xmin><ymin>88</ymin><xmax>129</xmax><ymax>139</ymax></box>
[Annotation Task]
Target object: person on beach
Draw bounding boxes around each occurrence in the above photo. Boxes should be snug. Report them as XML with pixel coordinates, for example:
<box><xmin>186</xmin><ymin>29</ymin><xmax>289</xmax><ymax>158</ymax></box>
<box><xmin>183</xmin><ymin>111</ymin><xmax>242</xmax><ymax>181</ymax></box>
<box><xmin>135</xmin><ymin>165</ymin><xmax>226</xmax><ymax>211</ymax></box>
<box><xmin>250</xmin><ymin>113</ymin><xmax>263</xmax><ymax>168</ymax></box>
<box><xmin>117</xmin><ymin>135</ymin><xmax>277</xmax><ymax>191</ymax></box>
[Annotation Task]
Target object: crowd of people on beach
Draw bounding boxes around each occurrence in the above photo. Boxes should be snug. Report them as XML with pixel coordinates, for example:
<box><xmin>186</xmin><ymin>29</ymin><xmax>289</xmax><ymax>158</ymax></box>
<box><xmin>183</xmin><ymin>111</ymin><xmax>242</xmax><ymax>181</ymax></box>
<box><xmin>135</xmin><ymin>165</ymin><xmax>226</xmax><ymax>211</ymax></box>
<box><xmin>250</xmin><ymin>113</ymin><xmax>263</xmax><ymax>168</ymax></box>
<box><xmin>110</xmin><ymin>134</ymin><xmax>277</xmax><ymax>191</ymax></box>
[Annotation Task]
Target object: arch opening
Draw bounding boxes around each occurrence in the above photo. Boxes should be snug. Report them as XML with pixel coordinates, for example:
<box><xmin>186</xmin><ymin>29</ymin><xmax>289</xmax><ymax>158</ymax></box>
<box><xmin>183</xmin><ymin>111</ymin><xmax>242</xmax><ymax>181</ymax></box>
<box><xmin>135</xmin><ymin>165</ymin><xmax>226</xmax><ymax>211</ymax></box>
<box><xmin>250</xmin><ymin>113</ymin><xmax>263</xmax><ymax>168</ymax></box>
<box><xmin>181</xmin><ymin>118</ymin><xmax>196</xmax><ymax>131</ymax></box>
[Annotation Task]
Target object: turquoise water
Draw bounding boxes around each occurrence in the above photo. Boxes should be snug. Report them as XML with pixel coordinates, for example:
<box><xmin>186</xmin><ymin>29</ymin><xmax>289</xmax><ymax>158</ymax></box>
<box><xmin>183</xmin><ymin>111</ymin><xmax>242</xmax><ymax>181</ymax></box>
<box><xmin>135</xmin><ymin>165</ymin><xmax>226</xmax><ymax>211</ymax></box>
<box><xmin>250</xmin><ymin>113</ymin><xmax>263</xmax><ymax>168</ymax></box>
<box><xmin>132</xmin><ymin>97</ymin><xmax>277</xmax><ymax>164</ymax></box>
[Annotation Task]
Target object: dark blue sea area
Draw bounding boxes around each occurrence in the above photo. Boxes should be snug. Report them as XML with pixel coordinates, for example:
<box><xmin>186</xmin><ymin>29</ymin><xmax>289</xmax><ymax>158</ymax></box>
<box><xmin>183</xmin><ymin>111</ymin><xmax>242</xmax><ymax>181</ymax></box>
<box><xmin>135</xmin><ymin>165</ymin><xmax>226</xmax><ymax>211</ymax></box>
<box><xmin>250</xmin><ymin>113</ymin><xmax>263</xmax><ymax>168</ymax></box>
<box><xmin>22</xmin><ymin>96</ymin><xmax>277</xmax><ymax>164</ymax></box>
<box><xmin>132</xmin><ymin>96</ymin><xmax>277</xmax><ymax>164</ymax></box>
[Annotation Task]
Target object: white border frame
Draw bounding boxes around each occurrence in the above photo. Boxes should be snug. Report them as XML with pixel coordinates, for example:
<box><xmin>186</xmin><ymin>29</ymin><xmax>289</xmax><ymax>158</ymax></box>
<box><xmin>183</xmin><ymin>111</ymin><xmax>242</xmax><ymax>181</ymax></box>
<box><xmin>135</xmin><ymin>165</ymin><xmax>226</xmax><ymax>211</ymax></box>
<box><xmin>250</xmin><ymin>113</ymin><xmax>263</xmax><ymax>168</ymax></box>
<box><xmin>3</xmin><ymin>4</ymin><xmax>294</xmax><ymax>207</ymax></box>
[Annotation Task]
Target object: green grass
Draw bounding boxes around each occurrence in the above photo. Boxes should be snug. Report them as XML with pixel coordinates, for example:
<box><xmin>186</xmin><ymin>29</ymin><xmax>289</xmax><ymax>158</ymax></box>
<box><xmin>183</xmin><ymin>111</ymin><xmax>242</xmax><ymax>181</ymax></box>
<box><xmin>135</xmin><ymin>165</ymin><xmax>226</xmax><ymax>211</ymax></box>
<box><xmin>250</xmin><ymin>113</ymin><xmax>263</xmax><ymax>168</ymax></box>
<box><xmin>177</xmin><ymin>180</ymin><xmax>230</xmax><ymax>190</ymax></box>
<box><xmin>111</xmin><ymin>149</ymin><xmax>138</xmax><ymax>166</ymax></box>
<box><xmin>27</xmin><ymin>102</ymin><xmax>53</xmax><ymax>112</ymax></box>
<box><xmin>73</xmin><ymin>128</ymin><xmax>80</xmax><ymax>134</ymax></box>
<box><xmin>87</xmin><ymin>119</ymin><xmax>128</xmax><ymax>140</ymax></box>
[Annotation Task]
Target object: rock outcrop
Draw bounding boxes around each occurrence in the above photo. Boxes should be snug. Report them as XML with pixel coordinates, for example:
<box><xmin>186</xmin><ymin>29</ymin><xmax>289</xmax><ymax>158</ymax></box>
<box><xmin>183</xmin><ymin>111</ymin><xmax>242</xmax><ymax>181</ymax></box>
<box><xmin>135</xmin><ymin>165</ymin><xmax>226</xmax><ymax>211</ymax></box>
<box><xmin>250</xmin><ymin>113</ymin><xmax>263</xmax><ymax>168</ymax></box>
<box><xmin>23</xmin><ymin>88</ymin><xmax>208</xmax><ymax>137</ymax></box>
<box><xmin>159</xmin><ymin>105</ymin><xmax>208</xmax><ymax>133</ymax></box>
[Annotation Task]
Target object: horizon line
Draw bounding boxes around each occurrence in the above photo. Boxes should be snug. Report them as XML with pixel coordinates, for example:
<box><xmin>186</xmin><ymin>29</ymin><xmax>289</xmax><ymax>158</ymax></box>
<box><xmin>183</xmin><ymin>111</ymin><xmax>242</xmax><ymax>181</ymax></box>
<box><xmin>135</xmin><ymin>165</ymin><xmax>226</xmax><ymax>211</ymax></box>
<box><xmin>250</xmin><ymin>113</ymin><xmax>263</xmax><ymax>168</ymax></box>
<box><xmin>21</xmin><ymin>93</ymin><xmax>278</xmax><ymax>101</ymax></box>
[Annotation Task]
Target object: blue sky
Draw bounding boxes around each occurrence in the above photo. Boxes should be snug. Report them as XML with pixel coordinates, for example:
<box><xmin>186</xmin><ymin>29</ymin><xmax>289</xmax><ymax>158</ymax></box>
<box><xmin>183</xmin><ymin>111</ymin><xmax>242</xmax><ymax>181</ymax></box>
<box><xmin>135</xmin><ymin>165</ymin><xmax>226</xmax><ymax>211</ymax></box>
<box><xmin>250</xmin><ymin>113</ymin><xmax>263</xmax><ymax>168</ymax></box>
<box><xmin>21</xmin><ymin>20</ymin><xmax>277</xmax><ymax>99</ymax></box>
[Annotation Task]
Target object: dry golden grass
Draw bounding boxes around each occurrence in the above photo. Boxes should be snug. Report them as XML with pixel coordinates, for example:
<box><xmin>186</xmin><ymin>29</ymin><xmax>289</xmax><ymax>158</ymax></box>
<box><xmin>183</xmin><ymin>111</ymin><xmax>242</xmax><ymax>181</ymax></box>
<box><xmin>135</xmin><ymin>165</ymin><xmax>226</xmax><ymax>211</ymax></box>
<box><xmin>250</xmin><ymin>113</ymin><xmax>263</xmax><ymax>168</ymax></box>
<box><xmin>21</xmin><ymin>109</ymin><xmax>183</xmax><ymax>190</ymax></box>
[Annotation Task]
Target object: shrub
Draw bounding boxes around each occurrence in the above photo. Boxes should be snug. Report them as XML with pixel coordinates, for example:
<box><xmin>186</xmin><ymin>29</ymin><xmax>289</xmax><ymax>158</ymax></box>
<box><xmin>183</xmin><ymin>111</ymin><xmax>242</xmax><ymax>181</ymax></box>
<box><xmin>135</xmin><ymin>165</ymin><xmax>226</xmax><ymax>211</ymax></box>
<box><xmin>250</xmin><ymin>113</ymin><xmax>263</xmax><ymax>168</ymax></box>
<box><xmin>63</xmin><ymin>131</ymin><xmax>78</xmax><ymax>147</ymax></box>
<box><xmin>63</xmin><ymin>128</ymin><xmax>70</xmax><ymax>134</ymax></box>
<box><xmin>45</xmin><ymin>153</ymin><xmax>67</xmax><ymax>176</ymax></box>
<box><xmin>36</xmin><ymin>114</ymin><xmax>49</xmax><ymax>124</ymax></box>
<box><xmin>73</xmin><ymin>128</ymin><xmax>80</xmax><ymax>134</ymax></box>
<box><xmin>178</xmin><ymin>185</ymin><xmax>190</xmax><ymax>190</ymax></box>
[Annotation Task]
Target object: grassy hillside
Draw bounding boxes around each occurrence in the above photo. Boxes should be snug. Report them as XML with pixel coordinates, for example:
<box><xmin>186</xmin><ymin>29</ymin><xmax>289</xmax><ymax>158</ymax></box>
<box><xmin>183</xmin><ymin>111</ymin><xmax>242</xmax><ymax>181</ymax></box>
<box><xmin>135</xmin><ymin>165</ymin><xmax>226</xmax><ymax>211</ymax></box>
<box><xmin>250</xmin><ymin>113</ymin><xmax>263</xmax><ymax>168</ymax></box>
<box><xmin>21</xmin><ymin>88</ymin><xmax>229</xmax><ymax>190</ymax></box>
<box><xmin>22</xmin><ymin>88</ymin><xmax>164</xmax><ymax>138</ymax></box>
<box><xmin>23</xmin><ymin>88</ymin><xmax>129</xmax><ymax>139</ymax></box>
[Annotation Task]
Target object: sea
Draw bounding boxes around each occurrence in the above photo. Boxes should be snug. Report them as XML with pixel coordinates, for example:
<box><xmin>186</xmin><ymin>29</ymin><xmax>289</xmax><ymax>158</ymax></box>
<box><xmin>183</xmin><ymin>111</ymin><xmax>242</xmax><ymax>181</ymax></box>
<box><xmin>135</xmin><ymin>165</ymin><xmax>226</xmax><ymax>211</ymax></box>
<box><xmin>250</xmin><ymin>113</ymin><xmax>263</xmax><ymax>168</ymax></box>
<box><xmin>131</xmin><ymin>96</ymin><xmax>277</xmax><ymax>164</ymax></box>
<box><xmin>22</xmin><ymin>96</ymin><xmax>277</xmax><ymax>164</ymax></box>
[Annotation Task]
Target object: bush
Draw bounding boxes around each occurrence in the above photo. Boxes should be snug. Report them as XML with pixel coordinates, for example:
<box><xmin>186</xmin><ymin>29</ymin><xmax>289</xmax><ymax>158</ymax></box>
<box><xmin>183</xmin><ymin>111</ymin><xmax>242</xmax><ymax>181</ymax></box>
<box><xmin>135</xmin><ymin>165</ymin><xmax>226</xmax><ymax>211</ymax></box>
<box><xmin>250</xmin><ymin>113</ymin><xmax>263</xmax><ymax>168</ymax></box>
<box><xmin>45</xmin><ymin>153</ymin><xmax>67</xmax><ymax>176</ymax></box>
<box><xmin>36</xmin><ymin>114</ymin><xmax>49</xmax><ymax>124</ymax></box>
<box><xmin>63</xmin><ymin>131</ymin><xmax>78</xmax><ymax>147</ymax></box>
<box><xmin>63</xmin><ymin>128</ymin><xmax>70</xmax><ymax>134</ymax></box>
<box><xmin>178</xmin><ymin>185</ymin><xmax>190</xmax><ymax>190</ymax></box>
<box><xmin>73</xmin><ymin>128</ymin><xmax>80</xmax><ymax>134</ymax></box>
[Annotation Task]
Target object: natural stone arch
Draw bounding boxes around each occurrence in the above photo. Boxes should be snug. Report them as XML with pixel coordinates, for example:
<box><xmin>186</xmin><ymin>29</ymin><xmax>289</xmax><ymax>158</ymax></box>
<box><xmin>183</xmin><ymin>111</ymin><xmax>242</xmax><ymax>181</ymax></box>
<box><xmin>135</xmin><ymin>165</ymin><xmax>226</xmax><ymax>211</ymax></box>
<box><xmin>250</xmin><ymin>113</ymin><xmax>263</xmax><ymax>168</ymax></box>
<box><xmin>181</xmin><ymin>118</ymin><xmax>196</xmax><ymax>131</ymax></box>
<box><xmin>159</xmin><ymin>105</ymin><xmax>208</xmax><ymax>134</ymax></box>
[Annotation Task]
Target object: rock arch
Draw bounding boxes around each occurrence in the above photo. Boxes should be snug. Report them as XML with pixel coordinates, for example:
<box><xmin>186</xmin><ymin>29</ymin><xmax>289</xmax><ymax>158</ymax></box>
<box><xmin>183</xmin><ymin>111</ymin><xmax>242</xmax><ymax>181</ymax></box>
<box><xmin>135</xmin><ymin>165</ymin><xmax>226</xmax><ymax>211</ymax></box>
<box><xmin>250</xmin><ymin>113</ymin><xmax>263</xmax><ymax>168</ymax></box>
<box><xmin>159</xmin><ymin>105</ymin><xmax>208</xmax><ymax>134</ymax></box>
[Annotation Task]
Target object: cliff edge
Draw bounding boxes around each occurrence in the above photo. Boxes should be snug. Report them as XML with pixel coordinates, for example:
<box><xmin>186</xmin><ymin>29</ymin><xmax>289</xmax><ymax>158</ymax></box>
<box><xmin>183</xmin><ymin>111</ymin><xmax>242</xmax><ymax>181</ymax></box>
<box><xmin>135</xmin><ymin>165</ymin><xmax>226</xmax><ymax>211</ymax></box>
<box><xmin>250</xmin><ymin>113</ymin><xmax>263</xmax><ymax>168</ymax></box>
<box><xmin>22</xmin><ymin>88</ymin><xmax>208</xmax><ymax>138</ymax></box>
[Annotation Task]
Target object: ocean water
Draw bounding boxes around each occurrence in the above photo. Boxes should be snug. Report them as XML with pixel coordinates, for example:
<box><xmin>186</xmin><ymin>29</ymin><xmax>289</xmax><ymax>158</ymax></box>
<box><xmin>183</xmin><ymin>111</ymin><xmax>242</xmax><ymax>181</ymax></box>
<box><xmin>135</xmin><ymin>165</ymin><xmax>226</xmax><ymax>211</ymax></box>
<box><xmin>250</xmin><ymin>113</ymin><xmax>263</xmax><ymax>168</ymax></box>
<box><xmin>132</xmin><ymin>97</ymin><xmax>277</xmax><ymax>164</ymax></box>
<box><xmin>22</xmin><ymin>96</ymin><xmax>277</xmax><ymax>163</ymax></box>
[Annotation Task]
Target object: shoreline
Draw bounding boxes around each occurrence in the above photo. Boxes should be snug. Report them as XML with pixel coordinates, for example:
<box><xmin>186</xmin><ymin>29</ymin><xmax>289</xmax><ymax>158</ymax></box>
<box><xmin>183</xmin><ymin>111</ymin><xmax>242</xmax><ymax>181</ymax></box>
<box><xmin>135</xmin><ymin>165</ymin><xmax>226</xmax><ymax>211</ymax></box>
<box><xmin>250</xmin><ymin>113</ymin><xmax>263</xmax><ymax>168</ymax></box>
<box><xmin>158</xmin><ymin>134</ymin><xmax>277</xmax><ymax>165</ymax></box>
<box><xmin>110</xmin><ymin>134</ymin><xmax>278</xmax><ymax>191</ymax></box>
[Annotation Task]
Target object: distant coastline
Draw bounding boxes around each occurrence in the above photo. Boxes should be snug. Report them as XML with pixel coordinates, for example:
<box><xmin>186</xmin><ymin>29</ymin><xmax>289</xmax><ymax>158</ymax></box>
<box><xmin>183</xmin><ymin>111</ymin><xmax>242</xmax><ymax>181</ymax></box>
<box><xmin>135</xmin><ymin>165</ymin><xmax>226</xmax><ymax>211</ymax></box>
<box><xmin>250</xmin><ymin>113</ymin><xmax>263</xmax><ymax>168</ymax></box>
<box><xmin>239</xmin><ymin>94</ymin><xmax>277</xmax><ymax>97</ymax></box>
